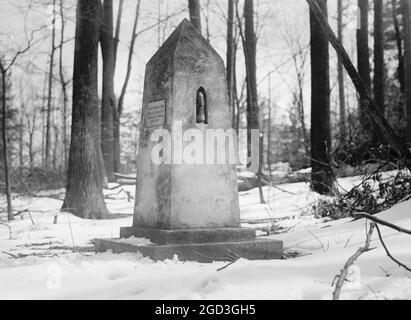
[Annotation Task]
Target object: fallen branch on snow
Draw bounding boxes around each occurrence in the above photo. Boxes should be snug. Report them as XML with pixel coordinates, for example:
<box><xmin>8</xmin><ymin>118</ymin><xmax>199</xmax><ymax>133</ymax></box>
<box><xmin>353</xmin><ymin>211</ymin><xmax>411</xmax><ymax>236</ymax></box>
<box><xmin>333</xmin><ymin>223</ymin><xmax>375</xmax><ymax>300</ymax></box>
<box><xmin>375</xmin><ymin>224</ymin><xmax>411</xmax><ymax>272</ymax></box>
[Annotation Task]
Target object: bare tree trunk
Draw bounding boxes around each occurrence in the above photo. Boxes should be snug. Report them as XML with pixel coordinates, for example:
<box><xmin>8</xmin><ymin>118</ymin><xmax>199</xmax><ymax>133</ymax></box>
<box><xmin>41</xmin><ymin>72</ymin><xmax>47</xmax><ymax>166</ymax></box>
<box><xmin>113</xmin><ymin>0</ymin><xmax>123</xmax><ymax>72</ymax></box>
<box><xmin>227</xmin><ymin>0</ymin><xmax>235</xmax><ymax>121</ymax></box>
<box><xmin>188</xmin><ymin>0</ymin><xmax>202</xmax><ymax>33</ymax></box>
<box><xmin>52</xmin><ymin>113</ymin><xmax>59</xmax><ymax>169</ymax></box>
<box><xmin>59</xmin><ymin>0</ymin><xmax>69</xmax><ymax>172</ymax></box>
<box><xmin>62</xmin><ymin>0</ymin><xmax>109</xmax><ymax>219</ymax></box>
<box><xmin>337</xmin><ymin>0</ymin><xmax>346</xmax><ymax>144</ymax></box>
<box><xmin>19</xmin><ymin>103</ymin><xmax>24</xmax><ymax>175</ymax></box>
<box><xmin>100</xmin><ymin>0</ymin><xmax>115</xmax><ymax>181</ymax></box>
<box><xmin>393</xmin><ymin>0</ymin><xmax>405</xmax><ymax>94</ymax></box>
<box><xmin>374</xmin><ymin>0</ymin><xmax>385</xmax><ymax>143</ymax></box>
<box><xmin>244</xmin><ymin>0</ymin><xmax>265</xmax><ymax>203</ymax></box>
<box><xmin>27</xmin><ymin>112</ymin><xmax>36</xmax><ymax>173</ymax></box>
<box><xmin>112</xmin><ymin>0</ymin><xmax>124</xmax><ymax>173</ymax></box>
<box><xmin>309</xmin><ymin>0</ymin><xmax>334</xmax><ymax>195</ymax></box>
<box><xmin>1</xmin><ymin>70</ymin><xmax>13</xmax><ymax>221</ymax></box>
<box><xmin>114</xmin><ymin>0</ymin><xmax>141</xmax><ymax>173</ymax></box>
<box><xmin>403</xmin><ymin>0</ymin><xmax>411</xmax><ymax>144</ymax></box>
<box><xmin>45</xmin><ymin>0</ymin><xmax>57</xmax><ymax>168</ymax></box>
<box><xmin>267</xmin><ymin>74</ymin><xmax>272</xmax><ymax>175</ymax></box>
<box><xmin>357</xmin><ymin>0</ymin><xmax>372</xmax><ymax>140</ymax></box>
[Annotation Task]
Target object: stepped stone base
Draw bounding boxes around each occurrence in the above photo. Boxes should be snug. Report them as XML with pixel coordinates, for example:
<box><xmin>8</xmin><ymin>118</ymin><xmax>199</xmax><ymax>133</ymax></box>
<box><xmin>120</xmin><ymin>227</ymin><xmax>256</xmax><ymax>245</ymax></box>
<box><xmin>94</xmin><ymin>238</ymin><xmax>283</xmax><ymax>263</ymax></box>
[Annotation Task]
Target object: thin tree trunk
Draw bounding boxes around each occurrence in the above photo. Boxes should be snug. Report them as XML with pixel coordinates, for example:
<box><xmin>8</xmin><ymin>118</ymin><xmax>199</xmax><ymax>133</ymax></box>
<box><xmin>227</xmin><ymin>0</ymin><xmax>235</xmax><ymax>122</ymax></box>
<box><xmin>403</xmin><ymin>0</ymin><xmax>411</xmax><ymax>144</ymax></box>
<box><xmin>59</xmin><ymin>0</ymin><xmax>69</xmax><ymax>172</ymax></box>
<box><xmin>309</xmin><ymin>0</ymin><xmax>334</xmax><ymax>195</ymax></box>
<box><xmin>100</xmin><ymin>0</ymin><xmax>115</xmax><ymax>181</ymax></box>
<box><xmin>114</xmin><ymin>0</ymin><xmax>141</xmax><ymax>173</ymax></box>
<box><xmin>244</xmin><ymin>0</ymin><xmax>265</xmax><ymax>203</ymax></box>
<box><xmin>52</xmin><ymin>114</ymin><xmax>59</xmax><ymax>169</ymax></box>
<box><xmin>45</xmin><ymin>0</ymin><xmax>57</xmax><ymax>168</ymax></box>
<box><xmin>41</xmin><ymin>72</ymin><xmax>47</xmax><ymax>166</ymax></box>
<box><xmin>1</xmin><ymin>70</ymin><xmax>13</xmax><ymax>221</ymax></box>
<box><xmin>188</xmin><ymin>0</ymin><xmax>202</xmax><ymax>33</ymax></box>
<box><xmin>337</xmin><ymin>0</ymin><xmax>346</xmax><ymax>144</ymax></box>
<box><xmin>392</xmin><ymin>0</ymin><xmax>405</xmax><ymax>94</ymax></box>
<box><xmin>267</xmin><ymin>74</ymin><xmax>272</xmax><ymax>175</ymax></box>
<box><xmin>19</xmin><ymin>103</ymin><xmax>24</xmax><ymax>175</ymax></box>
<box><xmin>357</xmin><ymin>0</ymin><xmax>372</xmax><ymax>140</ymax></box>
<box><xmin>27</xmin><ymin>113</ymin><xmax>36</xmax><ymax>173</ymax></box>
<box><xmin>62</xmin><ymin>0</ymin><xmax>109</xmax><ymax>219</ymax></box>
<box><xmin>374</xmin><ymin>0</ymin><xmax>385</xmax><ymax>143</ymax></box>
<box><xmin>113</xmin><ymin>0</ymin><xmax>123</xmax><ymax>72</ymax></box>
<box><xmin>306</xmin><ymin>0</ymin><xmax>411</xmax><ymax>170</ymax></box>
<box><xmin>112</xmin><ymin>0</ymin><xmax>124</xmax><ymax>173</ymax></box>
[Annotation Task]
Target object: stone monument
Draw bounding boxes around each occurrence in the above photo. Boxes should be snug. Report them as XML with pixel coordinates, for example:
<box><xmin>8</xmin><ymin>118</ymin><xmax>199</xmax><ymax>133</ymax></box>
<box><xmin>95</xmin><ymin>19</ymin><xmax>283</xmax><ymax>262</ymax></box>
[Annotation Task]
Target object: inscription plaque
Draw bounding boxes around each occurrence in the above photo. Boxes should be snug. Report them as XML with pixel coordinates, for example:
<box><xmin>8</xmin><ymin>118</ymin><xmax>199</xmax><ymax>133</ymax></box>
<box><xmin>145</xmin><ymin>100</ymin><xmax>166</xmax><ymax>128</ymax></box>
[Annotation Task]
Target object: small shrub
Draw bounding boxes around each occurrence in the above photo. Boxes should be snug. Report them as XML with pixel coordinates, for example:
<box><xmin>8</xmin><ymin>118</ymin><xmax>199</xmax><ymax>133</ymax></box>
<box><xmin>312</xmin><ymin>171</ymin><xmax>411</xmax><ymax>220</ymax></box>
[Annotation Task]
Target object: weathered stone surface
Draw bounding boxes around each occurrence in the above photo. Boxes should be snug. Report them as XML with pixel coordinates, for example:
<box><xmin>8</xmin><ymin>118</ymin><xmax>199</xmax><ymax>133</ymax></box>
<box><xmin>120</xmin><ymin>227</ymin><xmax>256</xmax><ymax>245</ymax></box>
<box><xmin>133</xmin><ymin>18</ymin><xmax>240</xmax><ymax>230</ymax></box>
<box><xmin>95</xmin><ymin>238</ymin><xmax>283</xmax><ymax>263</ymax></box>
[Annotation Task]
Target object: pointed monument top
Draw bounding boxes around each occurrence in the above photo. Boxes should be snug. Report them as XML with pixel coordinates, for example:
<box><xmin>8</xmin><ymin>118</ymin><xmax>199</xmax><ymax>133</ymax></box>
<box><xmin>147</xmin><ymin>18</ymin><xmax>223</xmax><ymax>68</ymax></box>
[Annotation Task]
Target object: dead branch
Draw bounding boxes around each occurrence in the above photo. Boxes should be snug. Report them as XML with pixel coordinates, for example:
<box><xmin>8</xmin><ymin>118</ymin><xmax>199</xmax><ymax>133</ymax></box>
<box><xmin>353</xmin><ymin>211</ymin><xmax>411</xmax><ymax>236</ymax></box>
<box><xmin>375</xmin><ymin>224</ymin><xmax>411</xmax><ymax>272</ymax></box>
<box><xmin>217</xmin><ymin>258</ymin><xmax>240</xmax><ymax>272</ymax></box>
<box><xmin>0</xmin><ymin>222</ymin><xmax>12</xmax><ymax>239</ymax></box>
<box><xmin>333</xmin><ymin>223</ymin><xmax>375</xmax><ymax>300</ymax></box>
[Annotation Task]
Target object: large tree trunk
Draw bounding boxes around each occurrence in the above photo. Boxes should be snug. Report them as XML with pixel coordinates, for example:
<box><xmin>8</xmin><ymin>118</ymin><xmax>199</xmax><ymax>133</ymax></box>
<box><xmin>1</xmin><ymin>70</ymin><xmax>13</xmax><ymax>221</ymax></box>
<box><xmin>309</xmin><ymin>0</ymin><xmax>334</xmax><ymax>195</ymax></box>
<box><xmin>403</xmin><ymin>0</ymin><xmax>411</xmax><ymax>144</ymax></box>
<box><xmin>45</xmin><ymin>0</ymin><xmax>57</xmax><ymax>168</ymax></box>
<box><xmin>337</xmin><ymin>0</ymin><xmax>346</xmax><ymax>144</ymax></box>
<box><xmin>62</xmin><ymin>0</ymin><xmax>109</xmax><ymax>219</ymax></box>
<box><xmin>188</xmin><ymin>0</ymin><xmax>202</xmax><ymax>33</ymax></box>
<box><xmin>100</xmin><ymin>0</ymin><xmax>115</xmax><ymax>181</ymax></box>
<box><xmin>374</xmin><ymin>0</ymin><xmax>385</xmax><ymax>143</ymax></box>
<box><xmin>357</xmin><ymin>0</ymin><xmax>372</xmax><ymax>140</ymax></box>
<box><xmin>244</xmin><ymin>0</ymin><xmax>265</xmax><ymax>203</ymax></box>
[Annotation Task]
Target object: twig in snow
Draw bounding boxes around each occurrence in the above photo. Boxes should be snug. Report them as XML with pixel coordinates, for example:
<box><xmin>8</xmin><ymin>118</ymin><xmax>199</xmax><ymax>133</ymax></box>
<box><xmin>304</xmin><ymin>226</ymin><xmax>327</xmax><ymax>252</ymax></box>
<box><xmin>1</xmin><ymin>251</ymin><xmax>17</xmax><ymax>258</ymax></box>
<box><xmin>344</xmin><ymin>233</ymin><xmax>355</xmax><ymax>248</ymax></box>
<box><xmin>333</xmin><ymin>223</ymin><xmax>375</xmax><ymax>300</ymax></box>
<box><xmin>217</xmin><ymin>258</ymin><xmax>239</xmax><ymax>272</ymax></box>
<box><xmin>0</xmin><ymin>222</ymin><xmax>12</xmax><ymax>239</ymax></box>
<box><xmin>378</xmin><ymin>266</ymin><xmax>391</xmax><ymax>277</ymax></box>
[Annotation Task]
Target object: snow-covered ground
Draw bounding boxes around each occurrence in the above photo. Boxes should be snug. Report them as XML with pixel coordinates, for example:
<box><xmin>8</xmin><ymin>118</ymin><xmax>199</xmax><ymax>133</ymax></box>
<box><xmin>0</xmin><ymin>172</ymin><xmax>410</xmax><ymax>300</ymax></box>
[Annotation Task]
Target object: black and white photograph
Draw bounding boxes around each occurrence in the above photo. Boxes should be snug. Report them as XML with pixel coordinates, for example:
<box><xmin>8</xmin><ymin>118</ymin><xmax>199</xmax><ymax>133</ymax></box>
<box><xmin>1</xmin><ymin>0</ymin><xmax>411</xmax><ymax>302</ymax></box>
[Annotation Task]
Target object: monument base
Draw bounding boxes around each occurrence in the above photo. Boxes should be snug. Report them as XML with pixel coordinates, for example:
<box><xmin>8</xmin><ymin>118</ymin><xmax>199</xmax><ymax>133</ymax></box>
<box><xmin>120</xmin><ymin>226</ymin><xmax>256</xmax><ymax>245</ymax></box>
<box><xmin>94</xmin><ymin>238</ymin><xmax>283</xmax><ymax>263</ymax></box>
